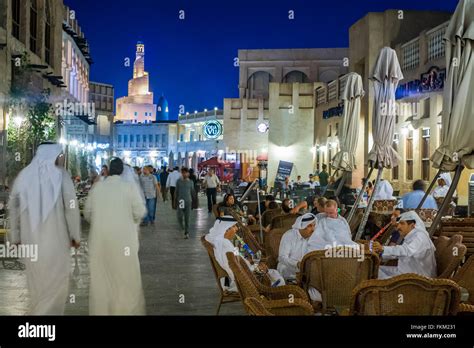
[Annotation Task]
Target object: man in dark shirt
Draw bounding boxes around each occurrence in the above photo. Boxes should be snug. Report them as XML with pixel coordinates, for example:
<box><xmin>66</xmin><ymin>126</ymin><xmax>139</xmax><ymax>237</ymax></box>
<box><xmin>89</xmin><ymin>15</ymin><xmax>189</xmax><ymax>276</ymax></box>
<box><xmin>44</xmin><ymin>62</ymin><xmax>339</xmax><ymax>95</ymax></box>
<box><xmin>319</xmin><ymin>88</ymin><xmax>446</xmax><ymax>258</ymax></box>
<box><xmin>160</xmin><ymin>167</ymin><xmax>169</xmax><ymax>202</ymax></box>
<box><xmin>318</xmin><ymin>164</ymin><xmax>330</xmax><ymax>194</ymax></box>
<box><xmin>175</xmin><ymin>168</ymin><xmax>196</xmax><ymax>239</ymax></box>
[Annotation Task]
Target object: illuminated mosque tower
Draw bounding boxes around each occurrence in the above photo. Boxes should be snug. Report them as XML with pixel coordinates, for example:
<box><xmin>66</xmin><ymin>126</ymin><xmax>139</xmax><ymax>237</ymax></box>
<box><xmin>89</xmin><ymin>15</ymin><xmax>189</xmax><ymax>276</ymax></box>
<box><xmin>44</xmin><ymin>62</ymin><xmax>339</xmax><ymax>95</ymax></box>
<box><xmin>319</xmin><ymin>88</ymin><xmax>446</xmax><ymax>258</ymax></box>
<box><xmin>115</xmin><ymin>42</ymin><xmax>169</xmax><ymax>123</ymax></box>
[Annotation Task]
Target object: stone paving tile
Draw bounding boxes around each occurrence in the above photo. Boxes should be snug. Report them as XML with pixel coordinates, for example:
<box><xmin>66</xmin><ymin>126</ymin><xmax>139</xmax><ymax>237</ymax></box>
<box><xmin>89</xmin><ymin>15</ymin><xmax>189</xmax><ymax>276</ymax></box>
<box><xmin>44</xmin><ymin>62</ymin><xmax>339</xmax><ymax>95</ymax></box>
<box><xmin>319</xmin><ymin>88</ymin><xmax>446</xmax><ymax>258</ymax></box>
<box><xmin>0</xmin><ymin>195</ymin><xmax>245</xmax><ymax>316</ymax></box>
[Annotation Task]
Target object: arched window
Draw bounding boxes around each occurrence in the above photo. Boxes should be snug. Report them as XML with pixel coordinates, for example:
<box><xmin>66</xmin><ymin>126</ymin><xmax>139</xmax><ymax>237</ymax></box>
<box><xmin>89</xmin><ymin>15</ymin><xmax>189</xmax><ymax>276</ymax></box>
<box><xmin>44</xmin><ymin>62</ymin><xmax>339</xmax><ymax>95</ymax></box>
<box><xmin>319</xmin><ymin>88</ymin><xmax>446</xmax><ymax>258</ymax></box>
<box><xmin>283</xmin><ymin>70</ymin><xmax>309</xmax><ymax>83</ymax></box>
<box><xmin>30</xmin><ymin>0</ymin><xmax>38</xmax><ymax>53</ymax></box>
<box><xmin>247</xmin><ymin>71</ymin><xmax>273</xmax><ymax>99</ymax></box>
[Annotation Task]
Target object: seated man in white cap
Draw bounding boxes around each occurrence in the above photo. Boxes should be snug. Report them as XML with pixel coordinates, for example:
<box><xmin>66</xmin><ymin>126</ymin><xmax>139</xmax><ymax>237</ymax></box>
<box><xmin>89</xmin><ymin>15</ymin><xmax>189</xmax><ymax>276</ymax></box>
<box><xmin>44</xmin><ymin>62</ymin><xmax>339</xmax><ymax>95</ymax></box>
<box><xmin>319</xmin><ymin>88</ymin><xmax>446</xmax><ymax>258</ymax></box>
<box><xmin>277</xmin><ymin>213</ymin><xmax>317</xmax><ymax>281</ymax></box>
<box><xmin>205</xmin><ymin>216</ymin><xmax>284</xmax><ymax>292</ymax></box>
<box><xmin>372</xmin><ymin>211</ymin><xmax>436</xmax><ymax>279</ymax></box>
<box><xmin>306</xmin><ymin>199</ymin><xmax>358</xmax><ymax>252</ymax></box>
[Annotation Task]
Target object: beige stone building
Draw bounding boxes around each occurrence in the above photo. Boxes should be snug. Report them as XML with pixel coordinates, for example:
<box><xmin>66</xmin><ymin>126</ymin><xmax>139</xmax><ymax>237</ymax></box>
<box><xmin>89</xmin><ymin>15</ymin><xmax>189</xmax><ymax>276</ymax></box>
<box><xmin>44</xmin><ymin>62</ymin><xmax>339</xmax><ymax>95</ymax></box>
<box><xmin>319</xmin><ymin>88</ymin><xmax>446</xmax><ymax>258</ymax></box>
<box><xmin>314</xmin><ymin>9</ymin><xmax>474</xmax><ymax>205</ymax></box>
<box><xmin>223</xmin><ymin>48</ymin><xmax>348</xmax><ymax>184</ymax></box>
<box><xmin>0</xmin><ymin>0</ymin><xmax>66</xmax><ymax>185</ymax></box>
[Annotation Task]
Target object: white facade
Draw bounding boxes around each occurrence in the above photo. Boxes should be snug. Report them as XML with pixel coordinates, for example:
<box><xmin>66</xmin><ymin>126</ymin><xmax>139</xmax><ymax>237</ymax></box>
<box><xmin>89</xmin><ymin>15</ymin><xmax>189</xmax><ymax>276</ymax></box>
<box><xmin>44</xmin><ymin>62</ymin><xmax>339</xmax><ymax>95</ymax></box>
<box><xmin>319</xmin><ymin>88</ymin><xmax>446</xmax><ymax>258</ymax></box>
<box><xmin>113</xmin><ymin>122</ymin><xmax>178</xmax><ymax>167</ymax></box>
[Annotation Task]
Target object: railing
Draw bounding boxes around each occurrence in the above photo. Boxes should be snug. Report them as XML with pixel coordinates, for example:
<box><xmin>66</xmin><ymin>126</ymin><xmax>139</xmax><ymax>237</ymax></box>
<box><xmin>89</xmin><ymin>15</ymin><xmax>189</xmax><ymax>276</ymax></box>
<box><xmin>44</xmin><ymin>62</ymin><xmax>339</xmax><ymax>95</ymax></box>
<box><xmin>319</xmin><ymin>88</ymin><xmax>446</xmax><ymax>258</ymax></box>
<box><xmin>315</xmin><ymin>75</ymin><xmax>347</xmax><ymax>106</ymax></box>
<box><xmin>427</xmin><ymin>21</ymin><xmax>448</xmax><ymax>61</ymax></box>
<box><xmin>401</xmin><ymin>37</ymin><xmax>420</xmax><ymax>71</ymax></box>
<box><xmin>338</xmin><ymin>74</ymin><xmax>348</xmax><ymax>99</ymax></box>
<box><xmin>328</xmin><ymin>80</ymin><xmax>337</xmax><ymax>101</ymax></box>
<box><xmin>316</xmin><ymin>87</ymin><xmax>327</xmax><ymax>106</ymax></box>
<box><xmin>178</xmin><ymin>110</ymin><xmax>224</xmax><ymax>122</ymax></box>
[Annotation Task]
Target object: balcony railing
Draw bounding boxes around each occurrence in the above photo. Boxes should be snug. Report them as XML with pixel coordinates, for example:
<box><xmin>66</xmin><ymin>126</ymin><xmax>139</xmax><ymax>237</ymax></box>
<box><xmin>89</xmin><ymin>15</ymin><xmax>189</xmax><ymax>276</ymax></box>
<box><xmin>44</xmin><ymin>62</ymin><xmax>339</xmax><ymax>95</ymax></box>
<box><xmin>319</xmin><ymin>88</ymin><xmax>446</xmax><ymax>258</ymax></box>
<box><xmin>328</xmin><ymin>80</ymin><xmax>337</xmax><ymax>101</ymax></box>
<box><xmin>316</xmin><ymin>87</ymin><xmax>327</xmax><ymax>106</ymax></box>
<box><xmin>178</xmin><ymin>110</ymin><xmax>224</xmax><ymax>122</ymax></box>
<box><xmin>338</xmin><ymin>74</ymin><xmax>348</xmax><ymax>99</ymax></box>
<box><xmin>315</xmin><ymin>75</ymin><xmax>347</xmax><ymax>107</ymax></box>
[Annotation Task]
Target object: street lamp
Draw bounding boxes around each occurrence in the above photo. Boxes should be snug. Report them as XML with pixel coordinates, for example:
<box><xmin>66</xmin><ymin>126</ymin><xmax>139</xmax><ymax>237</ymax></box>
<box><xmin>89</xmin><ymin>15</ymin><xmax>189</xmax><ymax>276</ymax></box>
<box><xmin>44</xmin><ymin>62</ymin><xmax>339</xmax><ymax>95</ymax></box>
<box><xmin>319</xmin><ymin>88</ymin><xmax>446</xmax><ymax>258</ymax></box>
<box><xmin>13</xmin><ymin>116</ymin><xmax>24</xmax><ymax>127</ymax></box>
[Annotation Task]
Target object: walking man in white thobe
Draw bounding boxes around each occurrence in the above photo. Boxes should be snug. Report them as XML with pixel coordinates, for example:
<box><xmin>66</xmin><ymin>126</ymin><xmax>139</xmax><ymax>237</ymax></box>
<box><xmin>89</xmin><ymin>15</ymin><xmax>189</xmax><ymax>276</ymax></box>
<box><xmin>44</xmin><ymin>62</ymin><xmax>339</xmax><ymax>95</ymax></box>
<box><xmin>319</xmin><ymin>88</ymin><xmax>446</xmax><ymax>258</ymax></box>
<box><xmin>9</xmin><ymin>143</ymin><xmax>81</xmax><ymax>315</ymax></box>
<box><xmin>84</xmin><ymin>157</ymin><xmax>147</xmax><ymax>315</ymax></box>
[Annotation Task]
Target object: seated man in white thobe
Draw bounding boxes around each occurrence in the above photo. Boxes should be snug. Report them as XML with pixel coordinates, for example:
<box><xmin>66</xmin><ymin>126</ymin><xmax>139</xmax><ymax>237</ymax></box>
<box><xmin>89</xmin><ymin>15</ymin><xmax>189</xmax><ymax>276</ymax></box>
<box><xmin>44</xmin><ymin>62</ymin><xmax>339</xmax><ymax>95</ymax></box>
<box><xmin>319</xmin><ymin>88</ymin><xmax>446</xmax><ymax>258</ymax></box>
<box><xmin>372</xmin><ymin>179</ymin><xmax>394</xmax><ymax>200</ymax></box>
<box><xmin>372</xmin><ymin>211</ymin><xmax>436</xmax><ymax>279</ymax></box>
<box><xmin>205</xmin><ymin>216</ymin><xmax>284</xmax><ymax>292</ymax></box>
<box><xmin>277</xmin><ymin>213</ymin><xmax>316</xmax><ymax>281</ymax></box>
<box><xmin>306</xmin><ymin>200</ymin><xmax>358</xmax><ymax>252</ymax></box>
<box><xmin>432</xmin><ymin>178</ymin><xmax>450</xmax><ymax>198</ymax></box>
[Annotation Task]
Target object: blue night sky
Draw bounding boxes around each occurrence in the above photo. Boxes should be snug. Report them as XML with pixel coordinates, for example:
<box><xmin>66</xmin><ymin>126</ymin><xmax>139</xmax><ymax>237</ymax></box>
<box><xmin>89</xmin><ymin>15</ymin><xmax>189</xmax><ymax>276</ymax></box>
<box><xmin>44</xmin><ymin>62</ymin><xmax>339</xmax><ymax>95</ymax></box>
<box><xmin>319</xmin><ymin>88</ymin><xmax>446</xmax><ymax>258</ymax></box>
<box><xmin>65</xmin><ymin>0</ymin><xmax>459</xmax><ymax>120</ymax></box>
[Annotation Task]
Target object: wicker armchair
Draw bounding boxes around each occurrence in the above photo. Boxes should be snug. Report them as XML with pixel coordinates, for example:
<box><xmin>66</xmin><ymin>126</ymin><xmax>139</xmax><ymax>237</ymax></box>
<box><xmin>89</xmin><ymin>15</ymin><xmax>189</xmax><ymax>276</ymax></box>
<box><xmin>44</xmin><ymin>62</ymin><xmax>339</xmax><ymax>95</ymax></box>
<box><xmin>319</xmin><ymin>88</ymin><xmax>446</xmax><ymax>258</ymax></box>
<box><xmin>244</xmin><ymin>297</ymin><xmax>274</xmax><ymax>316</ymax></box>
<box><xmin>297</xmin><ymin>248</ymin><xmax>380</xmax><ymax>314</ymax></box>
<box><xmin>435</xmin><ymin>235</ymin><xmax>466</xmax><ymax>279</ymax></box>
<box><xmin>270</xmin><ymin>213</ymin><xmax>300</xmax><ymax>231</ymax></box>
<box><xmin>458</xmin><ymin>303</ymin><xmax>474</xmax><ymax>315</ymax></box>
<box><xmin>350</xmin><ymin>273</ymin><xmax>461</xmax><ymax>315</ymax></box>
<box><xmin>201</xmin><ymin>236</ymin><xmax>240</xmax><ymax>315</ymax></box>
<box><xmin>452</xmin><ymin>255</ymin><xmax>474</xmax><ymax>304</ymax></box>
<box><xmin>212</xmin><ymin>204</ymin><xmax>221</xmax><ymax>218</ymax></box>
<box><xmin>226</xmin><ymin>252</ymin><xmax>313</xmax><ymax>316</ymax></box>
<box><xmin>261</xmin><ymin>208</ymin><xmax>283</xmax><ymax>228</ymax></box>
<box><xmin>263</xmin><ymin>228</ymin><xmax>287</xmax><ymax>269</ymax></box>
<box><xmin>436</xmin><ymin>220</ymin><xmax>474</xmax><ymax>259</ymax></box>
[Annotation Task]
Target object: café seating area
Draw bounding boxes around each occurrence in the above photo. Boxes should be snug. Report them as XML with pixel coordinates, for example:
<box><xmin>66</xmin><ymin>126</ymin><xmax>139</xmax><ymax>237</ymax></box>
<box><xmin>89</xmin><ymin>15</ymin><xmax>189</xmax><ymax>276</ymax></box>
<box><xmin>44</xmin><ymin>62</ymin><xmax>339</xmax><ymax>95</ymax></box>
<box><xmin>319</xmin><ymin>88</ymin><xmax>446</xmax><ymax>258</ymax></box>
<box><xmin>202</xmin><ymin>199</ymin><xmax>474</xmax><ymax>316</ymax></box>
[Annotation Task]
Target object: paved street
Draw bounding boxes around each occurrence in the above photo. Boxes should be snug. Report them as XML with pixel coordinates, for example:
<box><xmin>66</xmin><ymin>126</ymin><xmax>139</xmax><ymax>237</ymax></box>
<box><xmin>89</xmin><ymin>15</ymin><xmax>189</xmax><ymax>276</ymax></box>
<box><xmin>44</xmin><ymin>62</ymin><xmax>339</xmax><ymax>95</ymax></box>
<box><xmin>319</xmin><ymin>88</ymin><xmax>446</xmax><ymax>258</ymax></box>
<box><xmin>0</xmin><ymin>194</ymin><xmax>245</xmax><ymax>316</ymax></box>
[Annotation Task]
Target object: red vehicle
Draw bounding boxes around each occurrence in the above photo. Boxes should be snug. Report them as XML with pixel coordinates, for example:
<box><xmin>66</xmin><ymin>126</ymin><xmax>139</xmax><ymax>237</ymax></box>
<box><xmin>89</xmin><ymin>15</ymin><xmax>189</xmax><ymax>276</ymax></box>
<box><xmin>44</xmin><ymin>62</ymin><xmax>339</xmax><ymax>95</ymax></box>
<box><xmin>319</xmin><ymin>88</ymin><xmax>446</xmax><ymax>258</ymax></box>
<box><xmin>198</xmin><ymin>157</ymin><xmax>234</xmax><ymax>182</ymax></box>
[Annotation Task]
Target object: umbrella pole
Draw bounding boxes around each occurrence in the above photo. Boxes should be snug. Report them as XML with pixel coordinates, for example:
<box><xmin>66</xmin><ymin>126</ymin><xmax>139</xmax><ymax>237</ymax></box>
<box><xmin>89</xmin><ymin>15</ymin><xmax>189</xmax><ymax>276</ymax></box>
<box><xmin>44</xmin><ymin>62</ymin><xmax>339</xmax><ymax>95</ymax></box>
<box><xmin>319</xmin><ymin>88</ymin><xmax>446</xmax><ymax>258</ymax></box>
<box><xmin>335</xmin><ymin>171</ymin><xmax>347</xmax><ymax>198</ymax></box>
<box><xmin>347</xmin><ymin>166</ymin><xmax>374</xmax><ymax>224</ymax></box>
<box><xmin>428</xmin><ymin>164</ymin><xmax>463</xmax><ymax>236</ymax></box>
<box><xmin>354</xmin><ymin>167</ymin><xmax>383</xmax><ymax>241</ymax></box>
<box><xmin>416</xmin><ymin>169</ymin><xmax>442</xmax><ymax>209</ymax></box>
<box><xmin>256</xmin><ymin>184</ymin><xmax>264</xmax><ymax>244</ymax></box>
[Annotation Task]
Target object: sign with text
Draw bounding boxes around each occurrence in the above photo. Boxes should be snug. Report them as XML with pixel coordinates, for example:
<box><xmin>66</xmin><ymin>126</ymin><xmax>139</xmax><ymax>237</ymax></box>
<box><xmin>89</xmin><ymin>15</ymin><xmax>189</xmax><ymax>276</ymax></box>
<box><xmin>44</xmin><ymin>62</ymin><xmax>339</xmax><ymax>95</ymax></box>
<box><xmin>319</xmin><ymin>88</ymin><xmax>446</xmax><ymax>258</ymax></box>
<box><xmin>203</xmin><ymin>120</ymin><xmax>223</xmax><ymax>139</ymax></box>
<box><xmin>275</xmin><ymin>160</ymin><xmax>293</xmax><ymax>183</ymax></box>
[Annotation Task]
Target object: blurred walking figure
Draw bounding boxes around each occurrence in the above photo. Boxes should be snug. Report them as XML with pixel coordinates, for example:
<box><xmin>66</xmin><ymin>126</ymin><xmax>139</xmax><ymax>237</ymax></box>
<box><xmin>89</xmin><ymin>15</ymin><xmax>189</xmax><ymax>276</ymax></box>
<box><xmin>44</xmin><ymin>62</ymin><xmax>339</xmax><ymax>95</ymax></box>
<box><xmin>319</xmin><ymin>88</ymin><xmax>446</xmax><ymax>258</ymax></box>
<box><xmin>84</xmin><ymin>157</ymin><xmax>147</xmax><ymax>315</ymax></box>
<box><xmin>9</xmin><ymin>143</ymin><xmax>81</xmax><ymax>315</ymax></box>
<box><xmin>160</xmin><ymin>167</ymin><xmax>169</xmax><ymax>202</ymax></box>
<box><xmin>140</xmin><ymin>165</ymin><xmax>161</xmax><ymax>226</ymax></box>
<box><xmin>189</xmin><ymin>168</ymin><xmax>199</xmax><ymax>209</ymax></box>
<box><xmin>166</xmin><ymin>166</ymin><xmax>181</xmax><ymax>207</ymax></box>
<box><xmin>174</xmin><ymin>168</ymin><xmax>196</xmax><ymax>239</ymax></box>
<box><xmin>204</xmin><ymin>169</ymin><xmax>220</xmax><ymax>213</ymax></box>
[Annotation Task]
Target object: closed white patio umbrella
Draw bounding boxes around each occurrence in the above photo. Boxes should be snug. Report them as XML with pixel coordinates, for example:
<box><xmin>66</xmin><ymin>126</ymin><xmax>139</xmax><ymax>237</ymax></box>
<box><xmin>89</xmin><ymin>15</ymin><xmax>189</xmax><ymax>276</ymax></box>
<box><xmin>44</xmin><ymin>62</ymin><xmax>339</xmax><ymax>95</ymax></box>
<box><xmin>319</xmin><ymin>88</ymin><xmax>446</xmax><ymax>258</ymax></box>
<box><xmin>332</xmin><ymin>72</ymin><xmax>365</xmax><ymax>199</ymax></box>
<box><xmin>428</xmin><ymin>0</ymin><xmax>474</xmax><ymax>234</ymax></box>
<box><xmin>354</xmin><ymin>47</ymin><xmax>404</xmax><ymax>240</ymax></box>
